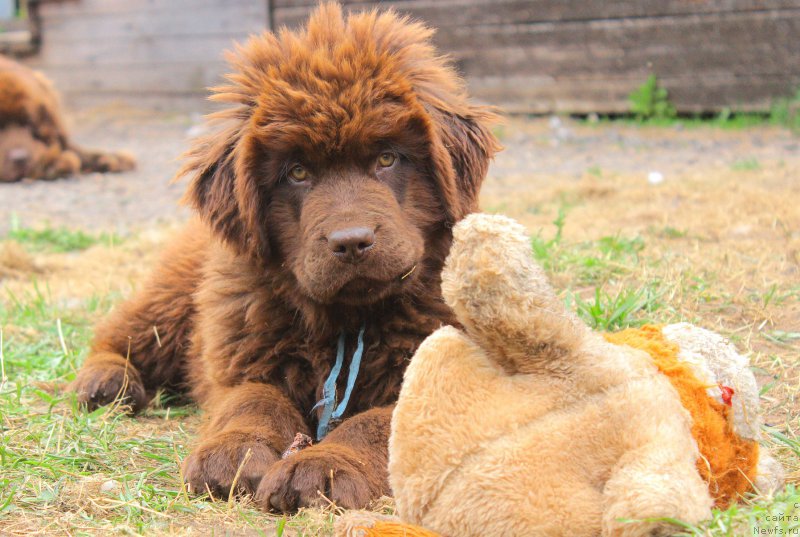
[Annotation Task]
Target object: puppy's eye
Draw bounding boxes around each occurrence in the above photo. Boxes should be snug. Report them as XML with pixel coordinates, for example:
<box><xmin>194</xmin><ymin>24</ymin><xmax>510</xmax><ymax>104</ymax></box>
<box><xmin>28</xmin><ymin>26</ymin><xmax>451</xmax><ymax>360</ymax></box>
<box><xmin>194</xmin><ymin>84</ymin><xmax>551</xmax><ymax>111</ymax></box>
<box><xmin>377</xmin><ymin>152</ymin><xmax>397</xmax><ymax>168</ymax></box>
<box><xmin>288</xmin><ymin>165</ymin><xmax>308</xmax><ymax>183</ymax></box>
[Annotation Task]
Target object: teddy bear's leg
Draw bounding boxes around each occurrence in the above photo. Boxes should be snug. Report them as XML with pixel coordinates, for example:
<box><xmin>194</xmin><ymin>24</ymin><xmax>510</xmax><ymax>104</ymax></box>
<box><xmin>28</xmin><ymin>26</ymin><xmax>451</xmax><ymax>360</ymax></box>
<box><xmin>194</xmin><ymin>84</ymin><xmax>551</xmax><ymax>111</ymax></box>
<box><xmin>442</xmin><ymin>214</ymin><xmax>588</xmax><ymax>373</ymax></box>
<box><xmin>602</xmin><ymin>441</ymin><xmax>712</xmax><ymax>537</ymax></box>
<box><xmin>601</xmin><ymin>378</ymin><xmax>713</xmax><ymax>537</ymax></box>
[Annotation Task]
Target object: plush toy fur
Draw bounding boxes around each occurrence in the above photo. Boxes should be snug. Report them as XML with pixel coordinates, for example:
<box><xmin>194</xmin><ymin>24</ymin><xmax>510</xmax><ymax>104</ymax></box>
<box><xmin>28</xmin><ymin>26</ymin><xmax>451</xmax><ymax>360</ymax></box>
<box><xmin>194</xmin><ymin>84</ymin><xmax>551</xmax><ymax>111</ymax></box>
<box><xmin>336</xmin><ymin>214</ymin><xmax>783</xmax><ymax>537</ymax></box>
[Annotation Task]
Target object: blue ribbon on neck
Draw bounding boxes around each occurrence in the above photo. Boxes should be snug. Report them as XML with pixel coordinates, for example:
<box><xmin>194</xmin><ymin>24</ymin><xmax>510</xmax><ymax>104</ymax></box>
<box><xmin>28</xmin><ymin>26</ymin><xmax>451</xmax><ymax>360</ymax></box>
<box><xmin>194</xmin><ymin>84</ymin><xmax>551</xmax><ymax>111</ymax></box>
<box><xmin>314</xmin><ymin>324</ymin><xmax>366</xmax><ymax>441</ymax></box>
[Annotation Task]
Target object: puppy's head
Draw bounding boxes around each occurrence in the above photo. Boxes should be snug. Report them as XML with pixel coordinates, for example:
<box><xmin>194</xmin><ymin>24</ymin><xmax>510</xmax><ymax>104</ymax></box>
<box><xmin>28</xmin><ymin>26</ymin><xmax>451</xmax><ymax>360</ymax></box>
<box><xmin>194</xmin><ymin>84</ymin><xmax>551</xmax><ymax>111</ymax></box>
<box><xmin>180</xmin><ymin>3</ymin><xmax>500</xmax><ymax>306</ymax></box>
<box><xmin>0</xmin><ymin>125</ymin><xmax>81</xmax><ymax>182</ymax></box>
<box><xmin>0</xmin><ymin>126</ymin><xmax>44</xmax><ymax>182</ymax></box>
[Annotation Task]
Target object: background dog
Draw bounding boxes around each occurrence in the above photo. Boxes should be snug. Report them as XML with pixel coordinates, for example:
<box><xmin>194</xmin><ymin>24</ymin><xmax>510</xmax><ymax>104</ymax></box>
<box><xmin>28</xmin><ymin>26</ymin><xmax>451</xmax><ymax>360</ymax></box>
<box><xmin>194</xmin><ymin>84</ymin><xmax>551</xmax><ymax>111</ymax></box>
<box><xmin>0</xmin><ymin>54</ymin><xmax>135</xmax><ymax>182</ymax></box>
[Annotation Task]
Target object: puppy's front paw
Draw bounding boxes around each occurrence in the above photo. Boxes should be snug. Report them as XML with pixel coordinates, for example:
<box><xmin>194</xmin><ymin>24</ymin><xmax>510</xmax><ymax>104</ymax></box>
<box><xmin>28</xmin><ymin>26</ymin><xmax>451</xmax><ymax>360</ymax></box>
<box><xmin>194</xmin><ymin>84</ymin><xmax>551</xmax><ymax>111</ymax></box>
<box><xmin>69</xmin><ymin>353</ymin><xmax>147</xmax><ymax>411</ymax></box>
<box><xmin>93</xmin><ymin>151</ymin><xmax>136</xmax><ymax>173</ymax></box>
<box><xmin>255</xmin><ymin>443</ymin><xmax>387</xmax><ymax>512</ymax></box>
<box><xmin>183</xmin><ymin>430</ymin><xmax>280</xmax><ymax>498</ymax></box>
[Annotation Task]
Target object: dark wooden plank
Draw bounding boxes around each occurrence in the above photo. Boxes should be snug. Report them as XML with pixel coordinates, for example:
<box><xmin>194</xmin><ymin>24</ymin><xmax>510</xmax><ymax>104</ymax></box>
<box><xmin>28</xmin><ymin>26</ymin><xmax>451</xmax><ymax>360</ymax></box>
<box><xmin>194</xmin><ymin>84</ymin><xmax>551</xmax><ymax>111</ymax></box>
<box><xmin>0</xmin><ymin>18</ymin><xmax>29</xmax><ymax>32</ymax></box>
<box><xmin>428</xmin><ymin>10</ymin><xmax>800</xmax><ymax>50</ymax></box>
<box><xmin>270</xmin><ymin>4</ymin><xmax>800</xmax><ymax>94</ymax></box>
<box><xmin>468</xmin><ymin>73</ymin><xmax>800</xmax><ymax>113</ymax></box>
<box><xmin>452</xmin><ymin>44</ymin><xmax>799</xmax><ymax>82</ymax></box>
<box><xmin>272</xmin><ymin>8</ymin><xmax>800</xmax><ymax>94</ymax></box>
<box><xmin>28</xmin><ymin>0</ymin><xmax>800</xmax><ymax>113</ymax></box>
<box><xmin>60</xmin><ymin>92</ymin><xmax>218</xmax><ymax>113</ymax></box>
<box><xmin>441</xmin><ymin>13</ymin><xmax>800</xmax><ymax>79</ymax></box>
<box><xmin>666</xmin><ymin>75</ymin><xmax>800</xmax><ymax>112</ymax></box>
<box><xmin>54</xmin><ymin>71</ymin><xmax>799</xmax><ymax>115</ymax></box>
<box><xmin>273</xmin><ymin>0</ymin><xmax>800</xmax><ymax>29</ymax></box>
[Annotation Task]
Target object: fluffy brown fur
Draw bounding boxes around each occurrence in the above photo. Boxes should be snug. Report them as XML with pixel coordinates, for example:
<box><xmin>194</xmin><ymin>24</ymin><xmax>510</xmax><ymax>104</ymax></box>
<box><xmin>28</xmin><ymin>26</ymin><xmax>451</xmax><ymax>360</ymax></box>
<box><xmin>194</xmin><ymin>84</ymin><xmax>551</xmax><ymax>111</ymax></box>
<box><xmin>70</xmin><ymin>3</ymin><xmax>499</xmax><ymax>512</ymax></box>
<box><xmin>0</xmin><ymin>54</ymin><xmax>135</xmax><ymax>182</ymax></box>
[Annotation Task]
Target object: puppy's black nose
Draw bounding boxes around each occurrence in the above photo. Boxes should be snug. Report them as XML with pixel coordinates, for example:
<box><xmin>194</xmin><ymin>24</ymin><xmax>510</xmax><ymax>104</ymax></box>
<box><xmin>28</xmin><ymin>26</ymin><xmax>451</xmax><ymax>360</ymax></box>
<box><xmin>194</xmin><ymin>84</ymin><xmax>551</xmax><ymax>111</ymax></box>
<box><xmin>327</xmin><ymin>226</ymin><xmax>375</xmax><ymax>262</ymax></box>
<box><xmin>9</xmin><ymin>147</ymin><xmax>29</xmax><ymax>167</ymax></box>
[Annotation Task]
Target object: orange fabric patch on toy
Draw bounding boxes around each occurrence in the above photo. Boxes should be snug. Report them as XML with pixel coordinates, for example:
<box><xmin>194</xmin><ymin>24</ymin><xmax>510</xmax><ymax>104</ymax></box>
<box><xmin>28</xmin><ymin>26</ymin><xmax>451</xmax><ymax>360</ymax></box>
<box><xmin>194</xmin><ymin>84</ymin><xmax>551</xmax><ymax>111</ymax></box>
<box><xmin>605</xmin><ymin>325</ymin><xmax>759</xmax><ymax>507</ymax></box>
<box><xmin>354</xmin><ymin>521</ymin><xmax>440</xmax><ymax>537</ymax></box>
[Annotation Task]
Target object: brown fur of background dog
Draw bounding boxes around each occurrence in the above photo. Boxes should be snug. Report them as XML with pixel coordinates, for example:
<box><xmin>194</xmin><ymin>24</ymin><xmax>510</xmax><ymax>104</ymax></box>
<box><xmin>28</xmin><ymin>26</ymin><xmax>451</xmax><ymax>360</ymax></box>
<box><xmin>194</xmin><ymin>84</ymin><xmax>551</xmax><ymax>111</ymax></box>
<box><xmin>0</xmin><ymin>54</ymin><xmax>135</xmax><ymax>182</ymax></box>
<box><xmin>70</xmin><ymin>3</ymin><xmax>499</xmax><ymax>512</ymax></box>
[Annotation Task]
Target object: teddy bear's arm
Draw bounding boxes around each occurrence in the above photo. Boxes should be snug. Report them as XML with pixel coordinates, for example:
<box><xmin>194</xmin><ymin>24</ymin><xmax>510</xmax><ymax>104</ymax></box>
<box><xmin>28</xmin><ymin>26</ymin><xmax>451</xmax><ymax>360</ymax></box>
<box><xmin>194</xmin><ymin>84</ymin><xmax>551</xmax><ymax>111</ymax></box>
<box><xmin>442</xmin><ymin>214</ymin><xmax>590</xmax><ymax>375</ymax></box>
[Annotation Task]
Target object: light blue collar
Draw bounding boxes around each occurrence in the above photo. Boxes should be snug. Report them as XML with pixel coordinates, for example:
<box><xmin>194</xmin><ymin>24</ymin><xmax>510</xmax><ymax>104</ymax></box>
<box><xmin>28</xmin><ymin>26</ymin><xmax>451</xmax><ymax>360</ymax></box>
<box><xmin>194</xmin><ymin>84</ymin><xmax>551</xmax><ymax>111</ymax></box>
<box><xmin>313</xmin><ymin>324</ymin><xmax>366</xmax><ymax>441</ymax></box>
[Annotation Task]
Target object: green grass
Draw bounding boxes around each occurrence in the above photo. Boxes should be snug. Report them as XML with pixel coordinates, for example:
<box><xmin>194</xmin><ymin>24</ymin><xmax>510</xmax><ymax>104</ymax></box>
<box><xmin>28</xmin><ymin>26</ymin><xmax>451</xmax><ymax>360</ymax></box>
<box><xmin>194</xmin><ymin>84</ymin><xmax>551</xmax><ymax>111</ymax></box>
<box><xmin>586</xmin><ymin>165</ymin><xmax>604</xmax><ymax>178</ymax></box>
<box><xmin>530</xmin><ymin>211</ymin><xmax>665</xmax><ymax>330</ymax></box>
<box><xmin>628</xmin><ymin>74</ymin><xmax>677</xmax><ymax>121</ymax></box>
<box><xmin>585</xmin><ymin>112</ymin><xmax>776</xmax><ymax>130</ymax></box>
<box><xmin>750</xmin><ymin>283</ymin><xmax>798</xmax><ymax>309</ymax></box>
<box><xmin>531</xmin><ymin>208</ymin><xmax>646</xmax><ymax>287</ymax></box>
<box><xmin>654</xmin><ymin>226</ymin><xmax>689</xmax><ymax>239</ymax></box>
<box><xmin>6</xmin><ymin>227</ymin><xmax>99</xmax><ymax>253</ymax></box>
<box><xmin>583</xmin><ymin>77</ymin><xmax>800</xmax><ymax>131</ymax></box>
<box><xmin>567</xmin><ymin>285</ymin><xmax>664</xmax><ymax>331</ymax></box>
<box><xmin>583</xmin><ymin>90</ymin><xmax>800</xmax><ymax>131</ymax></box>
<box><xmin>593</xmin><ymin>109</ymin><xmax>798</xmax><ymax>130</ymax></box>
<box><xmin>770</xmin><ymin>88</ymin><xmax>800</xmax><ymax>132</ymax></box>
<box><xmin>731</xmin><ymin>157</ymin><xmax>762</xmax><ymax>171</ymax></box>
<box><xmin>4</xmin><ymin>224</ymin><xmax>117</xmax><ymax>253</ymax></box>
<box><xmin>629</xmin><ymin>484</ymin><xmax>800</xmax><ymax>536</ymax></box>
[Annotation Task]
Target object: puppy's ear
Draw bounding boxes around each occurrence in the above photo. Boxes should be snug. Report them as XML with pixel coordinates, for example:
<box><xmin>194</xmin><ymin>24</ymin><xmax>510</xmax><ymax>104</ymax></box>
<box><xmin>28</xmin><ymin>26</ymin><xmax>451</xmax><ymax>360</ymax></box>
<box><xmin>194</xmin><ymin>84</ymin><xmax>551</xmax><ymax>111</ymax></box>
<box><xmin>179</xmin><ymin>122</ymin><xmax>269</xmax><ymax>260</ymax></box>
<box><xmin>426</xmin><ymin>105</ymin><xmax>500</xmax><ymax>223</ymax></box>
<box><xmin>372</xmin><ymin>10</ymin><xmax>502</xmax><ymax>223</ymax></box>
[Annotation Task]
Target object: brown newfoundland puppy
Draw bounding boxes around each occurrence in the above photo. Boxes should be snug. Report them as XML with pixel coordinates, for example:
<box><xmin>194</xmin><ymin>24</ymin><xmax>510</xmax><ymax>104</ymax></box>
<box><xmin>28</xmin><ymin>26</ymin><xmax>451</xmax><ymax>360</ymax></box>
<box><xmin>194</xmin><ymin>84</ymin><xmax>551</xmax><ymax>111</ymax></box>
<box><xmin>0</xmin><ymin>54</ymin><xmax>135</xmax><ymax>182</ymax></box>
<box><xmin>70</xmin><ymin>3</ymin><xmax>499</xmax><ymax>512</ymax></box>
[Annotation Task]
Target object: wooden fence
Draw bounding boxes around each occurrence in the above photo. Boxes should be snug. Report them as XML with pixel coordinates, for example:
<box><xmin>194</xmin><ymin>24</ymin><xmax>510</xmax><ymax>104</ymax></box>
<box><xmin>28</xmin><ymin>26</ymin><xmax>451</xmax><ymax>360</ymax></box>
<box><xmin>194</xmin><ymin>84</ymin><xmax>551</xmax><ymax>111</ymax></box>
<box><xmin>10</xmin><ymin>0</ymin><xmax>800</xmax><ymax>114</ymax></box>
<box><xmin>20</xmin><ymin>0</ymin><xmax>269</xmax><ymax>110</ymax></box>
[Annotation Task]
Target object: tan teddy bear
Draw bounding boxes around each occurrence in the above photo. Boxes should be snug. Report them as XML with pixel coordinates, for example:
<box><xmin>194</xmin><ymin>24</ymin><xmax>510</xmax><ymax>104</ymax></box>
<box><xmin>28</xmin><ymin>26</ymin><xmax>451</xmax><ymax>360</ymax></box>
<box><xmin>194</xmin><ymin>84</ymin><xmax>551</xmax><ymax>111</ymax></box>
<box><xmin>336</xmin><ymin>213</ymin><xmax>783</xmax><ymax>537</ymax></box>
